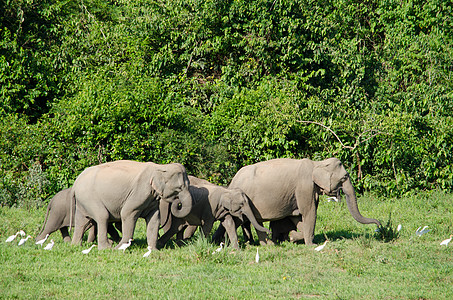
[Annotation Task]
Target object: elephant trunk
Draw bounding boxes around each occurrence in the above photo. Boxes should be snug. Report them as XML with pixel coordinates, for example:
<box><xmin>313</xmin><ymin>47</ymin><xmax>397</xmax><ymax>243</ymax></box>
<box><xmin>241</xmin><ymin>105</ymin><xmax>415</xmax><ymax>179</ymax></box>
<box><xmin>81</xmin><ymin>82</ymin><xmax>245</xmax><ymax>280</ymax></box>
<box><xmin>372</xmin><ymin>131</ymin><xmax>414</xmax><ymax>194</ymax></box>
<box><xmin>342</xmin><ymin>178</ymin><xmax>381</xmax><ymax>226</ymax></box>
<box><xmin>242</xmin><ymin>206</ymin><xmax>270</xmax><ymax>234</ymax></box>
<box><xmin>36</xmin><ymin>204</ymin><xmax>52</xmax><ymax>242</ymax></box>
<box><xmin>170</xmin><ymin>189</ymin><xmax>193</xmax><ymax>219</ymax></box>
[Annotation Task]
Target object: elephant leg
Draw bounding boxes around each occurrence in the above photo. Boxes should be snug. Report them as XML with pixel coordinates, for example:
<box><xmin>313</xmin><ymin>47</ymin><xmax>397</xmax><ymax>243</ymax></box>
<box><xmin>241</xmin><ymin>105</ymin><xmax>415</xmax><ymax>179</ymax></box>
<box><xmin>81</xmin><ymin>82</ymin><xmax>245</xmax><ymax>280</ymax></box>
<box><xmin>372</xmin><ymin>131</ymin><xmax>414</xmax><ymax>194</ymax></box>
<box><xmin>115</xmin><ymin>212</ymin><xmax>140</xmax><ymax>249</ymax></box>
<box><xmin>201</xmin><ymin>220</ymin><xmax>215</xmax><ymax>238</ymax></box>
<box><xmin>96</xmin><ymin>217</ymin><xmax>112</xmax><ymax>250</ymax></box>
<box><xmin>222</xmin><ymin>215</ymin><xmax>239</xmax><ymax>249</ymax></box>
<box><xmin>174</xmin><ymin>224</ymin><xmax>189</xmax><ymax>246</ymax></box>
<box><xmin>107</xmin><ymin>223</ymin><xmax>121</xmax><ymax>243</ymax></box>
<box><xmin>212</xmin><ymin>224</ymin><xmax>226</xmax><ymax>244</ymax></box>
<box><xmin>157</xmin><ymin>227</ymin><xmax>178</xmax><ymax>248</ymax></box>
<box><xmin>295</xmin><ymin>186</ymin><xmax>318</xmax><ymax>246</ymax></box>
<box><xmin>87</xmin><ymin>222</ymin><xmax>96</xmax><ymax>243</ymax></box>
<box><xmin>299</xmin><ymin>206</ymin><xmax>316</xmax><ymax>245</ymax></box>
<box><xmin>157</xmin><ymin>217</ymin><xmax>184</xmax><ymax>248</ymax></box>
<box><xmin>79</xmin><ymin>203</ymin><xmax>110</xmax><ymax>249</ymax></box>
<box><xmin>183</xmin><ymin>225</ymin><xmax>197</xmax><ymax>240</ymax></box>
<box><xmin>176</xmin><ymin>227</ymin><xmax>185</xmax><ymax>241</ymax></box>
<box><xmin>289</xmin><ymin>217</ymin><xmax>305</xmax><ymax>243</ymax></box>
<box><xmin>60</xmin><ymin>227</ymin><xmax>71</xmax><ymax>243</ymax></box>
<box><xmin>255</xmin><ymin>222</ymin><xmax>272</xmax><ymax>246</ymax></box>
<box><xmin>241</xmin><ymin>221</ymin><xmax>255</xmax><ymax>244</ymax></box>
<box><xmin>270</xmin><ymin>220</ymin><xmax>291</xmax><ymax>243</ymax></box>
<box><xmin>71</xmin><ymin>211</ymin><xmax>91</xmax><ymax>246</ymax></box>
<box><xmin>144</xmin><ymin>209</ymin><xmax>160</xmax><ymax>250</ymax></box>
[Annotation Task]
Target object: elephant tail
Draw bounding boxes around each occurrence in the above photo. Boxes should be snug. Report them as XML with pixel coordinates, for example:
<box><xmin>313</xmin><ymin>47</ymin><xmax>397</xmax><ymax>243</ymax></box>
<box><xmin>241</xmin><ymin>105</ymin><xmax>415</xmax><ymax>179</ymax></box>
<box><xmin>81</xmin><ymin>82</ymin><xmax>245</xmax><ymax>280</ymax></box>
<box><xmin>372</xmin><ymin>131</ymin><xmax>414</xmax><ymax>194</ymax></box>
<box><xmin>37</xmin><ymin>197</ymin><xmax>53</xmax><ymax>238</ymax></box>
<box><xmin>69</xmin><ymin>188</ymin><xmax>75</xmax><ymax>233</ymax></box>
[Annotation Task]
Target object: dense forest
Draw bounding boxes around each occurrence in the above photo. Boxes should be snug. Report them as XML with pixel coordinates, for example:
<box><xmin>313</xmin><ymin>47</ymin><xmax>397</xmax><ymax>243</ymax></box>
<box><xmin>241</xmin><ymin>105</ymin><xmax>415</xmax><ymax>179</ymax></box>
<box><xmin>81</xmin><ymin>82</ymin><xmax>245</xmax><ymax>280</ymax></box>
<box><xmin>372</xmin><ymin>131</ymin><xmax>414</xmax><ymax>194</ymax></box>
<box><xmin>1</xmin><ymin>0</ymin><xmax>452</xmax><ymax>207</ymax></box>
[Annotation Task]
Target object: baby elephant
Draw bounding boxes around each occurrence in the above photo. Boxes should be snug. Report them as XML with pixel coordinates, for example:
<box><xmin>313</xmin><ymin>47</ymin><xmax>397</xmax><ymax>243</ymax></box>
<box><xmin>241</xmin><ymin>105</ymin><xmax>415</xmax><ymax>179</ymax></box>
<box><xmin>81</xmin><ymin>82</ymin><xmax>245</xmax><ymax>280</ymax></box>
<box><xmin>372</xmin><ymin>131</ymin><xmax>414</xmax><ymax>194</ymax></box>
<box><xmin>36</xmin><ymin>188</ymin><xmax>121</xmax><ymax>243</ymax></box>
<box><xmin>269</xmin><ymin>216</ymin><xmax>302</xmax><ymax>243</ymax></box>
<box><xmin>158</xmin><ymin>176</ymin><xmax>270</xmax><ymax>249</ymax></box>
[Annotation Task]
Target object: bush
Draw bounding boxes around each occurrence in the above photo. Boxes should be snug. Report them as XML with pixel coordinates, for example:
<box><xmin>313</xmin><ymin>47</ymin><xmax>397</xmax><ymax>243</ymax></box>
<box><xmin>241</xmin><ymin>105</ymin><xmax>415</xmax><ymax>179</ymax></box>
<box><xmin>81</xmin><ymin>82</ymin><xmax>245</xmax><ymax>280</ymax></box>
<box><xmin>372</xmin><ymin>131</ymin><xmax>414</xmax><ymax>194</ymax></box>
<box><xmin>1</xmin><ymin>0</ymin><xmax>453</xmax><ymax>206</ymax></box>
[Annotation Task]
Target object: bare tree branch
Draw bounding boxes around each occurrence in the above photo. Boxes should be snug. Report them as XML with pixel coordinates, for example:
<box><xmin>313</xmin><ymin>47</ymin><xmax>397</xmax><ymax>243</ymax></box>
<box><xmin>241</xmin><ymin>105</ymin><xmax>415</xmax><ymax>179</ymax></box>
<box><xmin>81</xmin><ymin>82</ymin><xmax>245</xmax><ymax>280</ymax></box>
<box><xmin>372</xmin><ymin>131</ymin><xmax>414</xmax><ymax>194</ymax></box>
<box><xmin>270</xmin><ymin>99</ymin><xmax>386</xmax><ymax>151</ymax></box>
<box><xmin>295</xmin><ymin>120</ymin><xmax>354</xmax><ymax>150</ymax></box>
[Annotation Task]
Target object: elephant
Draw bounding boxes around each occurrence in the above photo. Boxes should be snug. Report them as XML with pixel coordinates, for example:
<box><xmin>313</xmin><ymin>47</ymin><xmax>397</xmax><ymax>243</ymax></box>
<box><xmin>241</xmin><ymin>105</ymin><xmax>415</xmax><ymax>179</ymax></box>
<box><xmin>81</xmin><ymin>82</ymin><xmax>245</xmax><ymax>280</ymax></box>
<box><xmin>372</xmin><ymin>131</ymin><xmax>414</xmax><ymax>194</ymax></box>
<box><xmin>269</xmin><ymin>217</ymin><xmax>298</xmax><ymax>243</ymax></box>
<box><xmin>71</xmin><ymin>160</ymin><xmax>192</xmax><ymax>250</ymax></box>
<box><xmin>158</xmin><ymin>176</ymin><xmax>270</xmax><ymax>249</ymax></box>
<box><xmin>215</xmin><ymin>157</ymin><xmax>381</xmax><ymax>246</ymax></box>
<box><xmin>36</xmin><ymin>188</ymin><xmax>121</xmax><ymax>243</ymax></box>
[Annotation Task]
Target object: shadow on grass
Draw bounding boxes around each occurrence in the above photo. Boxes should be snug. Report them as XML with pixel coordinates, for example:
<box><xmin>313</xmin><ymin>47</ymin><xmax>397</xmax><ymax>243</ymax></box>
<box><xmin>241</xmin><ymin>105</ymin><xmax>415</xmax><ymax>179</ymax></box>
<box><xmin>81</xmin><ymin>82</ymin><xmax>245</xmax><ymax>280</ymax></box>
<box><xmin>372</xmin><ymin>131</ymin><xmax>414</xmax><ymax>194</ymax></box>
<box><xmin>316</xmin><ymin>230</ymin><xmax>372</xmax><ymax>243</ymax></box>
<box><xmin>268</xmin><ymin>230</ymin><xmax>377</xmax><ymax>247</ymax></box>
<box><xmin>131</xmin><ymin>220</ymin><xmax>395</xmax><ymax>250</ymax></box>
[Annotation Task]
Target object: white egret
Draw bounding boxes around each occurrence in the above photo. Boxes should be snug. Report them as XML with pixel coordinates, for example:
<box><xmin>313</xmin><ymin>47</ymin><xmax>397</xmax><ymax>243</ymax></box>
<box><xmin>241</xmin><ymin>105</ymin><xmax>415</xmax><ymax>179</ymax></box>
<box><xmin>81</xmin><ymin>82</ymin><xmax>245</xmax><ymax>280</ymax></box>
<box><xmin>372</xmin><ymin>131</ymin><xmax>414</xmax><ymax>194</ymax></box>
<box><xmin>43</xmin><ymin>239</ymin><xmax>55</xmax><ymax>250</ymax></box>
<box><xmin>440</xmin><ymin>235</ymin><xmax>452</xmax><ymax>246</ymax></box>
<box><xmin>314</xmin><ymin>240</ymin><xmax>328</xmax><ymax>252</ymax></box>
<box><xmin>397</xmin><ymin>224</ymin><xmax>402</xmax><ymax>232</ymax></box>
<box><xmin>18</xmin><ymin>230</ymin><xmax>26</xmax><ymax>236</ymax></box>
<box><xmin>416</xmin><ymin>226</ymin><xmax>430</xmax><ymax>236</ymax></box>
<box><xmin>255</xmin><ymin>248</ymin><xmax>260</xmax><ymax>263</ymax></box>
<box><xmin>326</xmin><ymin>197</ymin><xmax>339</xmax><ymax>202</ymax></box>
<box><xmin>82</xmin><ymin>245</ymin><xmax>96</xmax><ymax>254</ymax></box>
<box><xmin>5</xmin><ymin>231</ymin><xmax>21</xmax><ymax>243</ymax></box>
<box><xmin>143</xmin><ymin>246</ymin><xmax>152</xmax><ymax>257</ymax></box>
<box><xmin>212</xmin><ymin>242</ymin><xmax>224</xmax><ymax>254</ymax></box>
<box><xmin>118</xmin><ymin>239</ymin><xmax>133</xmax><ymax>251</ymax></box>
<box><xmin>35</xmin><ymin>234</ymin><xmax>49</xmax><ymax>246</ymax></box>
<box><xmin>18</xmin><ymin>235</ymin><xmax>32</xmax><ymax>246</ymax></box>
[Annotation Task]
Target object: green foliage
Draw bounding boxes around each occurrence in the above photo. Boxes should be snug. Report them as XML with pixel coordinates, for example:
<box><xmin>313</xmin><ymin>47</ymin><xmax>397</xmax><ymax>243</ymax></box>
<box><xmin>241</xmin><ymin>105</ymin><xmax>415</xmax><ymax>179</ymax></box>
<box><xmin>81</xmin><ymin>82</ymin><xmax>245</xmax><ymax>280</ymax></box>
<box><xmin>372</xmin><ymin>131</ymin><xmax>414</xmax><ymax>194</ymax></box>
<box><xmin>0</xmin><ymin>0</ymin><xmax>71</xmax><ymax>121</ymax></box>
<box><xmin>0</xmin><ymin>115</ymin><xmax>57</xmax><ymax>206</ymax></box>
<box><xmin>1</xmin><ymin>0</ymin><xmax>453</xmax><ymax>205</ymax></box>
<box><xmin>205</xmin><ymin>78</ymin><xmax>303</xmax><ymax>165</ymax></box>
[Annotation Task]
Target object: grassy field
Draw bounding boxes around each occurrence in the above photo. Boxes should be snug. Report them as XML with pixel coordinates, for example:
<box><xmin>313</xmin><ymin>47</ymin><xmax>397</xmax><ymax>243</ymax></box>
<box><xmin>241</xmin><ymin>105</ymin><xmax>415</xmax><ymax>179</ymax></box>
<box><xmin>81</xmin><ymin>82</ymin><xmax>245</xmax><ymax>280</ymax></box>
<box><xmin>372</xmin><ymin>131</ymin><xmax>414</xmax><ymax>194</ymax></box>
<box><xmin>1</xmin><ymin>190</ymin><xmax>452</xmax><ymax>299</ymax></box>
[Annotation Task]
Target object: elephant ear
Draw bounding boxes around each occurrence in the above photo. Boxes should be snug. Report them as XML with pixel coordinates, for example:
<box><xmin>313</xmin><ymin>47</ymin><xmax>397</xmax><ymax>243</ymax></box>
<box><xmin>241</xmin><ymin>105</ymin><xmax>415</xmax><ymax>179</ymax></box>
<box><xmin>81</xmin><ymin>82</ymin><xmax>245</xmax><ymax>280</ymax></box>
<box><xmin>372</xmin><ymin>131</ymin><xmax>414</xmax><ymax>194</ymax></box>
<box><xmin>312</xmin><ymin>160</ymin><xmax>333</xmax><ymax>193</ymax></box>
<box><xmin>150</xmin><ymin>170</ymin><xmax>166</xmax><ymax>197</ymax></box>
<box><xmin>159</xmin><ymin>201</ymin><xmax>171</xmax><ymax>229</ymax></box>
<box><xmin>216</xmin><ymin>194</ymin><xmax>233</xmax><ymax>220</ymax></box>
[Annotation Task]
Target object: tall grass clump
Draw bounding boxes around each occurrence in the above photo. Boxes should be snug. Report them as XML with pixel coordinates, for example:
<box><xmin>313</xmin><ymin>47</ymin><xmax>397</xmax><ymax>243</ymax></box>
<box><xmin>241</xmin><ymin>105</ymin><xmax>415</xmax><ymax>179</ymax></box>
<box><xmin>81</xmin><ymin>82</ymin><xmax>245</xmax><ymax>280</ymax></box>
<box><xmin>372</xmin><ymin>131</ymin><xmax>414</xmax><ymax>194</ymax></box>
<box><xmin>375</xmin><ymin>214</ymin><xmax>401</xmax><ymax>242</ymax></box>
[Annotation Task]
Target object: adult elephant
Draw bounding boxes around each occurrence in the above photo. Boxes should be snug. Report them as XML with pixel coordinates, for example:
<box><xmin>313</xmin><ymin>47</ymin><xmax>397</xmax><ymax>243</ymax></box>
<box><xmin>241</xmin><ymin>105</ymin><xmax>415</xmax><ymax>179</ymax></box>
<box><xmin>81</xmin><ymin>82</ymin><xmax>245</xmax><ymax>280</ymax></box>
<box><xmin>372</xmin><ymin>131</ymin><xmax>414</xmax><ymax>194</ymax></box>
<box><xmin>225</xmin><ymin>157</ymin><xmax>381</xmax><ymax>245</ymax></box>
<box><xmin>158</xmin><ymin>176</ymin><xmax>270</xmax><ymax>249</ymax></box>
<box><xmin>36</xmin><ymin>188</ymin><xmax>121</xmax><ymax>243</ymax></box>
<box><xmin>71</xmin><ymin>160</ymin><xmax>192</xmax><ymax>250</ymax></box>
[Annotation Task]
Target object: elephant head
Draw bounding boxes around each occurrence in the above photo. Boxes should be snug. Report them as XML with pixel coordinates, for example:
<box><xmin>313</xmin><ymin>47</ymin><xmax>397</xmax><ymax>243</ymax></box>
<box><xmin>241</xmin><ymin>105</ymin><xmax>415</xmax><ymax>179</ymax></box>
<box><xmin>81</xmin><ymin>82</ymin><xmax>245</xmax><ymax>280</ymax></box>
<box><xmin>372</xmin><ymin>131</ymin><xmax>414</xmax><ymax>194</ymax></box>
<box><xmin>312</xmin><ymin>158</ymin><xmax>381</xmax><ymax>226</ymax></box>
<box><xmin>217</xmin><ymin>188</ymin><xmax>270</xmax><ymax>234</ymax></box>
<box><xmin>150</xmin><ymin>163</ymin><xmax>192</xmax><ymax>219</ymax></box>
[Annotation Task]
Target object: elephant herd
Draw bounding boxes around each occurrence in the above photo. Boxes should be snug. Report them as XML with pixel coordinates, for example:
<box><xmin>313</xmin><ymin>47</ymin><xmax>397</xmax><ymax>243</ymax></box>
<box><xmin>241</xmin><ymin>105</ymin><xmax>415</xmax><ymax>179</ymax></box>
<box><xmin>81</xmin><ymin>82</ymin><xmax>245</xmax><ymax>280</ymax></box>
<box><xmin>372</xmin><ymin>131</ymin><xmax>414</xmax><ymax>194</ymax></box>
<box><xmin>36</xmin><ymin>158</ymin><xmax>381</xmax><ymax>251</ymax></box>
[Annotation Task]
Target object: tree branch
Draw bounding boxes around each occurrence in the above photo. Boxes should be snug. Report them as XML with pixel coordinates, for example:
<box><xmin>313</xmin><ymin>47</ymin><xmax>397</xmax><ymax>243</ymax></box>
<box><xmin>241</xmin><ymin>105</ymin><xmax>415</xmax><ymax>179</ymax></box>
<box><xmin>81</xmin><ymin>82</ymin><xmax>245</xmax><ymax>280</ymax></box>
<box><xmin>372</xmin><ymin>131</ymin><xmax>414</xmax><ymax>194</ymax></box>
<box><xmin>295</xmin><ymin>120</ymin><xmax>354</xmax><ymax>150</ymax></box>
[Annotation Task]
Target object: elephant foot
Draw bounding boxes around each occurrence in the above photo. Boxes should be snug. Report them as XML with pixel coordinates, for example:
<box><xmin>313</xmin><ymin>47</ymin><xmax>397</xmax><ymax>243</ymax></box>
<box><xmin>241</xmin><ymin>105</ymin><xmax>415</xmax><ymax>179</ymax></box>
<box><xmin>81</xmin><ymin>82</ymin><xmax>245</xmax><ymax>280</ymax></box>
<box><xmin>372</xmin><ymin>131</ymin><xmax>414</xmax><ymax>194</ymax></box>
<box><xmin>63</xmin><ymin>236</ymin><xmax>72</xmax><ymax>243</ymax></box>
<box><xmin>147</xmin><ymin>244</ymin><xmax>158</xmax><ymax>251</ymax></box>
<box><xmin>230</xmin><ymin>242</ymin><xmax>240</xmax><ymax>250</ymax></box>
<box><xmin>289</xmin><ymin>231</ymin><xmax>304</xmax><ymax>243</ymax></box>
<box><xmin>99</xmin><ymin>240</ymin><xmax>113</xmax><ymax>250</ymax></box>
<box><xmin>259</xmin><ymin>239</ymin><xmax>274</xmax><ymax>246</ymax></box>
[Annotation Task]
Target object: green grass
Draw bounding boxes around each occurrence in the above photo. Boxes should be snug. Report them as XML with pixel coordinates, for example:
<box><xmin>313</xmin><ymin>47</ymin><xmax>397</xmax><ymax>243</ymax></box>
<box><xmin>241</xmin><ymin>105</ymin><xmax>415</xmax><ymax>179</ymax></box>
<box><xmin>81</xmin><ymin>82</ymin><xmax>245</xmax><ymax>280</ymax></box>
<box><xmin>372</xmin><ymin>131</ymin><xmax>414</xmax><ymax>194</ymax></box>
<box><xmin>1</xmin><ymin>190</ymin><xmax>452</xmax><ymax>299</ymax></box>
